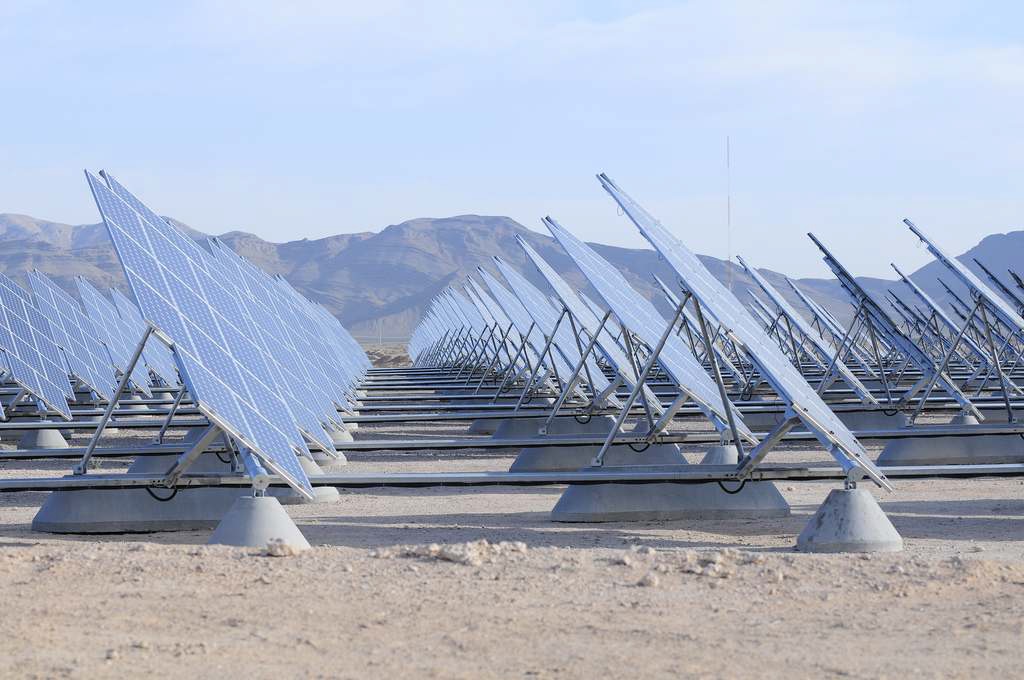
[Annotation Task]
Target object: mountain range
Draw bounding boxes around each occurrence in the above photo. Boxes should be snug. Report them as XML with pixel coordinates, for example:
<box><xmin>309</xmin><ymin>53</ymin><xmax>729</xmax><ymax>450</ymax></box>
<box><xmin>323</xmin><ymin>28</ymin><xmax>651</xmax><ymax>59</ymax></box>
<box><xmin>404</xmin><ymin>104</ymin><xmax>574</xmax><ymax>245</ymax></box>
<box><xmin>0</xmin><ymin>212</ymin><xmax>1020</xmax><ymax>341</ymax></box>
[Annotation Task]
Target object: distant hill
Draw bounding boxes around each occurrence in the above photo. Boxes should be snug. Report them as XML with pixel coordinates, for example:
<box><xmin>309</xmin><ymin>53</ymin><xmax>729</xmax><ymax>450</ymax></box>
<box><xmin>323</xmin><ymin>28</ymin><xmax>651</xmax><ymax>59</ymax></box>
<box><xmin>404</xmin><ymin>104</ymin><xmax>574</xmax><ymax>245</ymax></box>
<box><xmin>0</xmin><ymin>212</ymin><xmax>1018</xmax><ymax>340</ymax></box>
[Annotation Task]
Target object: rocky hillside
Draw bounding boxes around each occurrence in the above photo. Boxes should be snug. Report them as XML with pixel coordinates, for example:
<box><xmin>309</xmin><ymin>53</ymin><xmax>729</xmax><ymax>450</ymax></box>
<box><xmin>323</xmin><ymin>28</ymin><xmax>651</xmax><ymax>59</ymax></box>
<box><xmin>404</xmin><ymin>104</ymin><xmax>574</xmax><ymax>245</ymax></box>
<box><xmin>0</xmin><ymin>212</ymin><xmax>1016</xmax><ymax>340</ymax></box>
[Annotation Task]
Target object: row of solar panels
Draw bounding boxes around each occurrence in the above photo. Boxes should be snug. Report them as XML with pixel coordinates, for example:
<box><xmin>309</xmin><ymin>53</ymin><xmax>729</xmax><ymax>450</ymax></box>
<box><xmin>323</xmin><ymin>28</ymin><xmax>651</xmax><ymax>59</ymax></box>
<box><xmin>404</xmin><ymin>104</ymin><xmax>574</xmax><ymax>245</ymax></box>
<box><xmin>408</xmin><ymin>174</ymin><xmax>893</xmax><ymax>489</ymax></box>
<box><xmin>0</xmin><ymin>171</ymin><xmax>369</xmax><ymax>499</ymax></box>
<box><xmin>83</xmin><ymin>170</ymin><xmax>370</xmax><ymax>497</ymax></box>
<box><xmin>0</xmin><ymin>266</ymin><xmax>179</xmax><ymax>421</ymax></box>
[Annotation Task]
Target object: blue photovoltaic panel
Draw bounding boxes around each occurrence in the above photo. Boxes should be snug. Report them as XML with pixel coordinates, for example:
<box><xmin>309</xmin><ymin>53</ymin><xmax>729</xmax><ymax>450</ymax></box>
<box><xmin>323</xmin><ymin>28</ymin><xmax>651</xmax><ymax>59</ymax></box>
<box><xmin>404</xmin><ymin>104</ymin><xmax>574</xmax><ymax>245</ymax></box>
<box><xmin>906</xmin><ymin>220</ymin><xmax>1024</xmax><ymax>334</ymax></box>
<box><xmin>28</xmin><ymin>271</ymin><xmax>120</xmax><ymax>402</ymax></box>
<box><xmin>208</xmin><ymin>239</ymin><xmax>338</xmax><ymax>454</ymax></box>
<box><xmin>70</xmin><ymin>276</ymin><xmax>153</xmax><ymax>397</ymax></box>
<box><xmin>543</xmin><ymin>216</ymin><xmax>748</xmax><ymax>439</ymax></box>
<box><xmin>599</xmin><ymin>174</ymin><xmax>888</xmax><ymax>489</ymax></box>
<box><xmin>87</xmin><ymin>171</ymin><xmax>312</xmax><ymax>497</ymax></box>
<box><xmin>737</xmin><ymin>256</ymin><xmax>878</xmax><ymax>405</ymax></box>
<box><xmin>110</xmin><ymin>287</ymin><xmax>180</xmax><ymax>385</ymax></box>
<box><xmin>493</xmin><ymin>256</ymin><xmax>621</xmax><ymax>406</ymax></box>
<box><xmin>0</xmin><ymin>273</ymin><xmax>74</xmax><ymax>419</ymax></box>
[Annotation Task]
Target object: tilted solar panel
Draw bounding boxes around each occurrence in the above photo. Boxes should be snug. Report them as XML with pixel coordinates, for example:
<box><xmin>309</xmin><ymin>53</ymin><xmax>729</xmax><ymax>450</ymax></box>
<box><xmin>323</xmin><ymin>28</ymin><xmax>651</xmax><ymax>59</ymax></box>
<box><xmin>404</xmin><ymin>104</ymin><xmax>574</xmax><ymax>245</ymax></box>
<box><xmin>0</xmin><ymin>273</ymin><xmax>74</xmax><ymax>419</ymax></box>
<box><xmin>598</xmin><ymin>173</ymin><xmax>888</xmax><ymax>488</ymax></box>
<box><xmin>69</xmin><ymin>276</ymin><xmax>153</xmax><ymax>397</ymax></box>
<box><xmin>87</xmin><ymin>171</ymin><xmax>313</xmax><ymax>497</ymax></box>
<box><xmin>109</xmin><ymin>286</ymin><xmax>180</xmax><ymax>385</ymax></box>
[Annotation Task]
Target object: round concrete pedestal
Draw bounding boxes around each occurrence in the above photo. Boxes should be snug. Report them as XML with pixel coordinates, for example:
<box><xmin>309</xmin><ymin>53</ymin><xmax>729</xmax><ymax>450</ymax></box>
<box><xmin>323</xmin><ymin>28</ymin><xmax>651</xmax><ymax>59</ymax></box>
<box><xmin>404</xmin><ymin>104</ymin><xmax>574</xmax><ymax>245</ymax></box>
<box><xmin>700</xmin><ymin>445</ymin><xmax>738</xmax><ymax>465</ymax></box>
<box><xmin>18</xmin><ymin>428</ymin><xmax>69</xmax><ymax>450</ymax></box>
<box><xmin>269</xmin><ymin>457</ymin><xmax>340</xmax><ymax>505</ymax></box>
<box><xmin>120</xmin><ymin>393</ymin><xmax>149</xmax><ymax>412</ymax></box>
<box><xmin>550</xmin><ymin>466</ymin><xmax>790</xmax><ymax>523</ymax></box>
<box><xmin>32</xmin><ymin>453</ymin><xmax>246</xmax><ymax>533</ymax></box>
<box><xmin>796</xmin><ymin>488</ymin><xmax>902</xmax><ymax>553</ymax></box>
<box><xmin>208</xmin><ymin>496</ymin><xmax>311</xmax><ymax>549</ymax></box>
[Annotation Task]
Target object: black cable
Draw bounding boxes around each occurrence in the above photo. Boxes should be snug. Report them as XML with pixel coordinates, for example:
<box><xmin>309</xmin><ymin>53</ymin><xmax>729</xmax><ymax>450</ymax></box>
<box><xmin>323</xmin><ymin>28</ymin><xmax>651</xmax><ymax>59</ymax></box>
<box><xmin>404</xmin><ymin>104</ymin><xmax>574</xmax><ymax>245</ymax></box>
<box><xmin>574</xmin><ymin>413</ymin><xmax>592</xmax><ymax>424</ymax></box>
<box><xmin>883</xmin><ymin>408</ymin><xmax>900</xmax><ymax>416</ymax></box>
<box><xmin>145</xmin><ymin>486</ymin><xmax>179</xmax><ymax>502</ymax></box>
<box><xmin>629</xmin><ymin>442</ymin><xmax>651</xmax><ymax>453</ymax></box>
<box><xmin>215</xmin><ymin>451</ymin><xmax>233</xmax><ymax>464</ymax></box>
<box><xmin>717</xmin><ymin>479</ymin><xmax>747</xmax><ymax>494</ymax></box>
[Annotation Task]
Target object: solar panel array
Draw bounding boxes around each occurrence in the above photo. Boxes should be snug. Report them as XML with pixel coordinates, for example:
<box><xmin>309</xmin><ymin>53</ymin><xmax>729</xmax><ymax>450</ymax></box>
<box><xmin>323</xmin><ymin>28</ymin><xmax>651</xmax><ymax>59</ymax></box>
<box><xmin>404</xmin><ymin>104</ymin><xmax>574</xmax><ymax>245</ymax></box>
<box><xmin>597</xmin><ymin>173</ymin><xmax>889</xmax><ymax>489</ymax></box>
<box><xmin>109</xmin><ymin>287</ymin><xmax>181</xmax><ymax>385</ymax></box>
<box><xmin>492</xmin><ymin>256</ymin><xmax>621</xmax><ymax>406</ymax></box>
<box><xmin>27</xmin><ymin>270</ymin><xmax>119</xmax><ymax>403</ymax></box>
<box><xmin>517</xmin><ymin>236</ymin><xmax>662</xmax><ymax>409</ymax></box>
<box><xmin>905</xmin><ymin>219</ymin><xmax>1024</xmax><ymax>334</ymax></box>
<box><xmin>0</xmin><ymin>273</ymin><xmax>74</xmax><ymax>419</ymax></box>
<box><xmin>87</xmin><ymin>170</ymin><xmax>343</xmax><ymax>496</ymax></box>
<box><xmin>68</xmin><ymin>275</ymin><xmax>153</xmax><ymax>397</ymax></box>
<box><xmin>542</xmin><ymin>215</ymin><xmax>749</xmax><ymax>439</ymax></box>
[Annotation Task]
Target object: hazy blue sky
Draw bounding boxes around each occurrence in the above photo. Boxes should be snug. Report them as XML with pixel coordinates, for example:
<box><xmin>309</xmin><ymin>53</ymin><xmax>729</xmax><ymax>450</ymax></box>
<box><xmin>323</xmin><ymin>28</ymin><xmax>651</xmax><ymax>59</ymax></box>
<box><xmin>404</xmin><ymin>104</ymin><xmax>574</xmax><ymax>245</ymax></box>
<box><xmin>1</xmin><ymin>1</ymin><xmax>1021</xmax><ymax>277</ymax></box>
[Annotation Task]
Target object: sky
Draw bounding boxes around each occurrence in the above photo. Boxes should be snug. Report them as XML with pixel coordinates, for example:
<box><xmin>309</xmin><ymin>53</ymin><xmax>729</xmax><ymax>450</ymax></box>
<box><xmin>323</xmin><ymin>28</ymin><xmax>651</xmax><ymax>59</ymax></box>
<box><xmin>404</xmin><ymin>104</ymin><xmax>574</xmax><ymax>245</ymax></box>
<box><xmin>1</xmin><ymin>1</ymin><xmax>1021</xmax><ymax>278</ymax></box>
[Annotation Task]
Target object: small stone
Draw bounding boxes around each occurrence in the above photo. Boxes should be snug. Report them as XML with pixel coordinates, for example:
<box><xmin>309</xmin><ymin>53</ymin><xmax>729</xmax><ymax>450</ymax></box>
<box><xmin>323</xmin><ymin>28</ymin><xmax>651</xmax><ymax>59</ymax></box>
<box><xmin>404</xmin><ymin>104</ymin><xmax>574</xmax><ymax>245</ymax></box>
<box><xmin>105</xmin><ymin>649</ymin><xmax>118</xmax><ymax>661</ymax></box>
<box><xmin>264</xmin><ymin>539</ymin><xmax>306</xmax><ymax>557</ymax></box>
<box><xmin>637</xmin><ymin>572</ymin><xmax>660</xmax><ymax>587</ymax></box>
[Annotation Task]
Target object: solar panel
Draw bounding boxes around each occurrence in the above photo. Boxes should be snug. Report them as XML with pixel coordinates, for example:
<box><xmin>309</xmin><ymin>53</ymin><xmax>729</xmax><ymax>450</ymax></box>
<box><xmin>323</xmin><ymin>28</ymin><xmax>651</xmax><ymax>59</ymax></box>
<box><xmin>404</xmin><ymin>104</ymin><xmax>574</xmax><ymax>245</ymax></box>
<box><xmin>0</xmin><ymin>273</ymin><xmax>74</xmax><ymax>419</ymax></box>
<box><xmin>208</xmin><ymin>240</ymin><xmax>342</xmax><ymax>452</ymax></box>
<box><xmin>70</xmin><ymin>276</ymin><xmax>153</xmax><ymax>397</ymax></box>
<box><xmin>28</xmin><ymin>271</ymin><xmax>122</xmax><ymax>403</ymax></box>
<box><xmin>543</xmin><ymin>216</ymin><xmax>749</xmax><ymax>439</ymax></box>
<box><xmin>109</xmin><ymin>286</ymin><xmax>181</xmax><ymax>385</ymax></box>
<box><xmin>493</xmin><ymin>256</ymin><xmax>621</xmax><ymax>406</ymax></box>
<box><xmin>737</xmin><ymin>256</ymin><xmax>878</xmax><ymax>405</ymax></box>
<box><xmin>598</xmin><ymin>173</ymin><xmax>889</xmax><ymax>489</ymax></box>
<box><xmin>905</xmin><ymin>220</ymin><xmax>1024</xmax><ymax>334</ymax></box>
<box><xmin>86</xmin><ymin>171</ymin><xmax>314</xmax><ymax>497</ymax></box>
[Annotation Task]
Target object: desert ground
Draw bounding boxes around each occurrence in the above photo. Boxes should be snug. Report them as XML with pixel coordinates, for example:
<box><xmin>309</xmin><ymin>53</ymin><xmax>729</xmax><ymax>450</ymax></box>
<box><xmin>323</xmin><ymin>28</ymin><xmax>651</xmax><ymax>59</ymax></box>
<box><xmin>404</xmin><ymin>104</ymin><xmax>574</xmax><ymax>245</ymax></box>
<box><xmin>0</xmin><ymin>348</ymin><xmax>1021</xmax><ymax>678</ymax></box>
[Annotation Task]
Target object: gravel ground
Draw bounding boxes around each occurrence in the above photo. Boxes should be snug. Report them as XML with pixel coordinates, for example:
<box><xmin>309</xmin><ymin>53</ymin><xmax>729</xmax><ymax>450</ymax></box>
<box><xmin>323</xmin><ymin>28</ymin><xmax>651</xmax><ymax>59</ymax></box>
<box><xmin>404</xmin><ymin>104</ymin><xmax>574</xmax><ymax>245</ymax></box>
<box><xmin>1</xmin><ymin>397</ymin><xmax>1023</xmax><ymax>678</ymax></box>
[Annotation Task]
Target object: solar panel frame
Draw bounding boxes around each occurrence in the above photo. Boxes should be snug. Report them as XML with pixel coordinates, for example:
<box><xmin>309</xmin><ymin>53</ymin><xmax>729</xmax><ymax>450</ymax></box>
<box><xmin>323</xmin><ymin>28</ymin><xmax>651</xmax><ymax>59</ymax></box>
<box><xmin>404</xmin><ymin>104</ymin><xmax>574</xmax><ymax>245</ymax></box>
<box><xmin>737</xmin><ymin>256</ymin><xmax>879</xmax><ymax>405</ymax></box>
<box><xmin>542</xmin><ymin>216</ymin><xmax>748</xmax><ymax>439</ymax></box>
<box><xmin>598</xmin><ymin>173</ymin><xmax>889</xmax><ymax>488</ymax></box>
<box><xmin>906</xmin><ymin>220</ymin><xmax>1024</xmax><ymax>334</ymax></box>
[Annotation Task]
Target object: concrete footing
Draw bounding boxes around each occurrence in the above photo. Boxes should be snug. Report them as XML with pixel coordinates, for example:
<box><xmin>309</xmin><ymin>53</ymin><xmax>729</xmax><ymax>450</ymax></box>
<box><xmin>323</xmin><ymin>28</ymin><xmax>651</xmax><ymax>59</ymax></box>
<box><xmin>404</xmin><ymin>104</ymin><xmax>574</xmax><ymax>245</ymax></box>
<box><xmin>505</xmin><ymin>416</ymin><xmax>688</xmax><ymax>472</ymax></box>
<box><xmin>207</xmin><ymin>496</ymin><xmax>311</xmax><ymax>549</ymax></box>
<box><xmin>796</xmin><ymin>488</ymin><xmax>903</xmax><ymax>553</ymax></box>
<box><xmin>18</xmin><ymin>428</ymin><xmax>69</xmax><ymax>450</ymax></box>
<box><xmin>742</xmin><ymin>409</ymin><xmax>907</xmax><ymax>433</ymax></box>
<box><xmin>700</xmin><ymin>444</ymin><xmax>738</xmax><ymax>465</ymax></box>
<box><xmin>32</xmin><ymin>453</ymin><xmax>245</xmax><ymax>533</ymax></box>
<box><xmin>877</xmin><ymin>430</ymin><xmax>1024</xmax><ymax>465</ymax></box>
<box><xmin>120</xmin><ymin>393</ymin><xmax>149</xmax><ymax>412</ymax></box>
<box><xmin>550</xmin><ymin>465</ymin><xmax>790</xmax><ymax>523</ymax></box>
<box><xmin>269</xmin><ymin>457</ymin><xmax>340</xmax><ymax>505</ymax></box>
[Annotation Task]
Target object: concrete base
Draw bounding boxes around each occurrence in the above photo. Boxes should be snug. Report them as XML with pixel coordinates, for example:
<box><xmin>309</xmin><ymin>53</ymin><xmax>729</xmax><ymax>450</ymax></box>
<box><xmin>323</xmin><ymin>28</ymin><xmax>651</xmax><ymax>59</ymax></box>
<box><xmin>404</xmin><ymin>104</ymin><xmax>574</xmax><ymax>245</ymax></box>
<box><xmin>330</xmin><ymin>426</ymin><xmax>354</xmax><ymax>445</ymax></box>
<box><xmin>796</xmin><ymin>488</ymin><xmax>903</xmax><ymax>553</ymax></box>
<box><xmin>877</xmin><ymin>431</ymin><xmax>1024</xmax><ymax>466</ymax></box>
<box><xmin>18</xmin><ymin>428</ymin><xmax>69</xmax><ymax>450</ymax></box>
<box><xmin>120</xmin><ymin>393</ymin><xmax>149</xmax><ymax>412</ymax></box>
<box><xmin>742</xmin><ymin>409</ymin><xmax>907</xmax><ymax>433</ymax></box>
<box><xmin>468</xmin><ymin>418</ymin><xmax>498</xmax><ymax>435</ymax></box>
<box><xmin>269</xmin><ymin>457</ymin><xmax>340</xmax><ymax>505</ymax></box>
<box><xmin>32</xmin><ymin>453</ymin><xmax>245</xmax><ymax>533</ymax></box>
<box><xmin>505</xmin><ymin>416</ymin><xmax>688</xmax><ymax>472</ymax></box>
<box><xmin>700</xmin><ymin>444</ymin><xmax>738</xmax><ymax>465</ymax></box>
<box><xmin>207</xmin><ymin>496</ymin><xmax>311</xmax><ymax>549</ymax></box>
<box><xmin>550</xmin><ymin>466</ymin><xmax>790</xmax><ymax>522</ymax></box>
